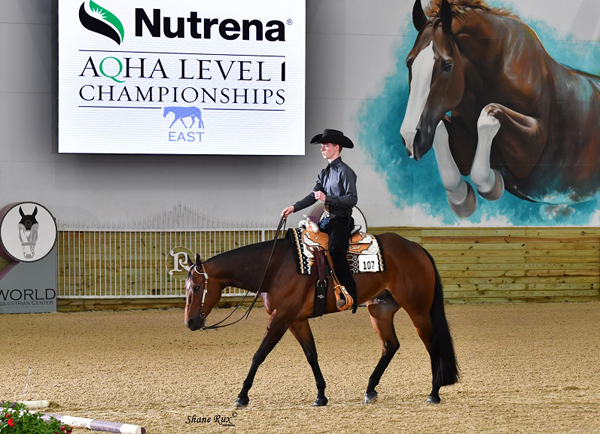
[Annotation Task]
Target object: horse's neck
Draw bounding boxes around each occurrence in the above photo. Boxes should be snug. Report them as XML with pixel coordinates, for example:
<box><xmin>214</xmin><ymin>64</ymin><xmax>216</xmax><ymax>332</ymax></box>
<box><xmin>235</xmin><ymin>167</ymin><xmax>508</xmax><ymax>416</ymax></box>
<box><xmin>458</xmin><ymin>12</ymin><xmax>552</xmax><ymax>97</ymax></box>
<box><xmin>205</xmin><ymin>245</ymin><xmax>272</xmax><ymax>293</ymax></box>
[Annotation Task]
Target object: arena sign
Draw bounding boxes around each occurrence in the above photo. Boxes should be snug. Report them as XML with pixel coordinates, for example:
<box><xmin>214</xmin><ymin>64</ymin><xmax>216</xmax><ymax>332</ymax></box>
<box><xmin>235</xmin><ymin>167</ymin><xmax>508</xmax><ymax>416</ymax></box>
<box><xmin>0</xmin><ymin>203</ymin><xmax>57</xmax><ymax>263</ymax></box>
<box><xmin>0</xmin><ymin>203</ymin><xmax>58</xmax><ymax>314</ymax></box>
<box><xmin>58</xmin><ymin>0</ymin><xmax>306</xmax><ymax>155</ymax></box>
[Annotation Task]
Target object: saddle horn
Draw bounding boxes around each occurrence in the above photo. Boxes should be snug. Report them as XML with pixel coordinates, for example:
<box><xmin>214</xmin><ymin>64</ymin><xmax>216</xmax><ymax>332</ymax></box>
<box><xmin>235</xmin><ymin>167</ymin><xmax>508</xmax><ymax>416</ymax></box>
<box><xmin>412</xmin><ymin>0</ymin><xmax>427</xmax><ymax>31</ymax></box>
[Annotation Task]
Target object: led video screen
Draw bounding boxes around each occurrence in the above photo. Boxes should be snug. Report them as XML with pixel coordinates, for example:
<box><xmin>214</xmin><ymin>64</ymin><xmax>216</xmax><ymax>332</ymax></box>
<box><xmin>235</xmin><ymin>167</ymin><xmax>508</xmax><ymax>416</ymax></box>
<box><xmin>59</xmin><ymin>0</ymin><xmax>306</xmax><ymax>154</ymax></box>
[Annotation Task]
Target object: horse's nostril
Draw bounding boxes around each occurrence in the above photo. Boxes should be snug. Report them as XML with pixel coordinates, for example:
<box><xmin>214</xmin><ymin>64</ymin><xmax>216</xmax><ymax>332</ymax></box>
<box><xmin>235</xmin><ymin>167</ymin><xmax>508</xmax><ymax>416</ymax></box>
<box><xmin>187</xmin><ymin>318</ymin><xmax>194</xmax><ymax>328</ymax></box>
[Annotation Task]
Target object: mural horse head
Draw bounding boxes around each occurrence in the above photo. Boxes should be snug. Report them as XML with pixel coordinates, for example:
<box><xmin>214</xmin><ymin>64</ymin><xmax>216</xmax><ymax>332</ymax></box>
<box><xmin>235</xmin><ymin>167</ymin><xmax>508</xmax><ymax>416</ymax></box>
<box><xmin>18</xmin><ymin>206</ymin><xmax>39</xmax><ymax>259</ymax></box>
<box><xmin>184</xmin><ymin>232</ymin><xmax>458</xmax><ymax>407</ymax></box>
<box><xmin>400</xmin><ymin>0</ymin><xmax>600</xmax><ymax>218</ymax></box>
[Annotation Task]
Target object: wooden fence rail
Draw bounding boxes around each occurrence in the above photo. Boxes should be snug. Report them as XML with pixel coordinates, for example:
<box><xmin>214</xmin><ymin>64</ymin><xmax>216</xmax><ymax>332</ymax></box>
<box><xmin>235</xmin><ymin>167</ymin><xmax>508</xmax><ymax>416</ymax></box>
<box><xmin>370</xmin><ymin>227</ymin><xmax>600</xmax><ymax>303</ymax></box>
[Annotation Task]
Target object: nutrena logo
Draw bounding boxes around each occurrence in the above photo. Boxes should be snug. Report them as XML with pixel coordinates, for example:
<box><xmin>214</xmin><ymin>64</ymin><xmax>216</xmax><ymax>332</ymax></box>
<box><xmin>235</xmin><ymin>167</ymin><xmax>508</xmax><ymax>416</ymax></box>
<box><xmin>79</xmin><ymin>1</ymin><xmax>125</xmax><ymax>45</ymax></box>
<box><xmin>134</xmin><ymin>9</ymin><xmax>286</xmax><ymax>41</ymax></box>
<box><xmin>79</xmin><ymin>2</ymin><xmax>286</xmax><ymax>43</ymax></box>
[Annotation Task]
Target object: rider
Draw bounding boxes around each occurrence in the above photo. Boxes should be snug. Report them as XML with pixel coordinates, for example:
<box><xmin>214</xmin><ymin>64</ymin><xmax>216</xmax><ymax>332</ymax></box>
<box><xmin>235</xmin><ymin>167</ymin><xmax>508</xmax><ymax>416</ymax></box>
<box><xmin>281</xmin><ymin>129</ymin><xmax>358</xmax><ymax>313</ymax></box>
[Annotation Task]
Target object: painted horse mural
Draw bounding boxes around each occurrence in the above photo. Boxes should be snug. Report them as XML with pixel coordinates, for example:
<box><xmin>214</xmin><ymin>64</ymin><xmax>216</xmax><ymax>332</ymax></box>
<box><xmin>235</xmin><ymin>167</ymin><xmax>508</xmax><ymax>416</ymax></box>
<box><xmin>400</xmin><ymin>0</ymin><xmax>600</xmax><ymax>218</ymax></box>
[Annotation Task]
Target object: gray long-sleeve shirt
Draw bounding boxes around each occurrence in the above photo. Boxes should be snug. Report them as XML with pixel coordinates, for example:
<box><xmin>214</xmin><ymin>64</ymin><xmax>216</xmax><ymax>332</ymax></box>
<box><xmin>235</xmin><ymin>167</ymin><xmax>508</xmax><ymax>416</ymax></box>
<box><xmin>293</xmin><ymin>157</ymin><xmax>358</xmax><ymax>218</ymax></box>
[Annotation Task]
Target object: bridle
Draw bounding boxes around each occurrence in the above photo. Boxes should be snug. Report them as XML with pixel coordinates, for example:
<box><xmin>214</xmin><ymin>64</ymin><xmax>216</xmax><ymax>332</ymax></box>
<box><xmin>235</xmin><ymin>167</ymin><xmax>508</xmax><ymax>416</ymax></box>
<box><xmin>189</xmin><ymin>215</ymin><xmax>287</xmax><ymax>330</ymax></box>
<box><xmin>191</xmin><ymin>263</ymin><xmax>210</xmax><ymax>324</ymax></box>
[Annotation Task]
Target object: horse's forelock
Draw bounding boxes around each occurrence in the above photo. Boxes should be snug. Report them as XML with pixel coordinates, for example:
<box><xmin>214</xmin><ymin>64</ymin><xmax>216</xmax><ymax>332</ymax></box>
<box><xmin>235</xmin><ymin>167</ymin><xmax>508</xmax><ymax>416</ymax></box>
<box><xmin>424</xmin><ymin>0</ymin><xmax>516</xmax><ymax>20</ymax></box>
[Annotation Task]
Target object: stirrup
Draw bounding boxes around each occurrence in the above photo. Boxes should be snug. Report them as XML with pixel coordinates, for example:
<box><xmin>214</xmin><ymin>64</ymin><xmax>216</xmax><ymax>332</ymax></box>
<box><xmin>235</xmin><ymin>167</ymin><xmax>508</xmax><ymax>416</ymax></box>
<box><xmin>334</xmin><ymin>284</ymin><xmax>353</xmax><ymax>311</ymax></box>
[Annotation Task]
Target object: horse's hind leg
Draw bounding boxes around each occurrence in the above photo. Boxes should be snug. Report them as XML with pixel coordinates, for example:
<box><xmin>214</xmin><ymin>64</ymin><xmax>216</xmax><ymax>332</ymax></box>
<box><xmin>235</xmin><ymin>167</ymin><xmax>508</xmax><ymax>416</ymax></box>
<box><xmin>235</xmin><ymin>311</ymin><xmax>294</xmax><ymax>408</ymax></box>
<box><xmin>290</xmin><ymin>320</ymin><xmax>328</xmax><ymax>406</ymax></box>
<box><xmin>364</xmin><ymin>291</ymin><xmax>400</xmax><ymax>404</ymax></box>
<box><xmin>405</xmin><ymin>310</ymin><xmax>441</xmax><ymax>403</ymax></box>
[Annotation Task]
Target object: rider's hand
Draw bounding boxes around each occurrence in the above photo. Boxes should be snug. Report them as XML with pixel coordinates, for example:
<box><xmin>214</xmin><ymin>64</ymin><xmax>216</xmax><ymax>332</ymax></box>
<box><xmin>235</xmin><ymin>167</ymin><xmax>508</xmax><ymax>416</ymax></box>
<box><xmin>281</xmin><ymin>206</ymin><xmax>295</xmax><ymax>218</ymax></box>
<box><xmin>313</xmin><ymin>191</ymin><xmax>327</xmax><ymax>202</ymax></box>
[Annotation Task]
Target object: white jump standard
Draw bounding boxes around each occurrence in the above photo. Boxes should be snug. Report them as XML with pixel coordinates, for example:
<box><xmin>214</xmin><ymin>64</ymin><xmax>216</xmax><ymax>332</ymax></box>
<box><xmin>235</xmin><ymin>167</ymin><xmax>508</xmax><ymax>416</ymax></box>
<box><xmin>41</xmin><ymin>413</ymin><xmax>146</xmax><ymax>434</ymax></box>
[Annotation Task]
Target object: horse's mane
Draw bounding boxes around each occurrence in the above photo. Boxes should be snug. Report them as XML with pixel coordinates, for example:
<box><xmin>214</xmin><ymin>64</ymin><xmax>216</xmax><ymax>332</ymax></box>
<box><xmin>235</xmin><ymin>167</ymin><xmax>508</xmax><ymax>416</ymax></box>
<box><xmin>425</xmin><ymin>0</ymin><xmax>517</xmax><ymax>20</ymax></box>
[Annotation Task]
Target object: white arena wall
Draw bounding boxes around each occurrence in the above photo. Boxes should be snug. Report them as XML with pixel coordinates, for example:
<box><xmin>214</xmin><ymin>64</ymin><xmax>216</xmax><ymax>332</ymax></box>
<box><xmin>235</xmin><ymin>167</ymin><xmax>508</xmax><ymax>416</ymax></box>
<box><xmin>1</xmin><ymin>0</ymin><xmax>410</xmax><ymax>227</ymax></box>
<box><xmin>3</xmin><ymin>0</ymin><xmax>600</xmax><ymax>228</ymax></box>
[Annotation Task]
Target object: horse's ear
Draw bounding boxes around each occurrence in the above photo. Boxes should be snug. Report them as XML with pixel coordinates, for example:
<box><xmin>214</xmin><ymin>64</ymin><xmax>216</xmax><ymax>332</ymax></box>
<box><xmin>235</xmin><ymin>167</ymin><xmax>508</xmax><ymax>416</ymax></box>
<box><xmin>187</xmin><ymin>254</ymin><xmax>194</xmax><ymax>267</ymax></box>
<box><xmin>440</xmin><ymin>0</ymin><xmax>453</xmax><ymax>34</ymax></box>
<box><xmin>32</xmin><ymin>207</ymin><xmax>38</xmax><ymax>217</ymax></box>
<box><xmin>195</xmin><ymin>253</ymin><xmax>203</xmax><ymax>267</ymax></box>
<box><xmin>412</xmin><ymin>0</ymin><xmax>427</xmax><ymax>31</ymax></box>
<box><xmin>19</xmin><ymin>207</ymin><xmax>25</xmax><ymax>218</ymax></box>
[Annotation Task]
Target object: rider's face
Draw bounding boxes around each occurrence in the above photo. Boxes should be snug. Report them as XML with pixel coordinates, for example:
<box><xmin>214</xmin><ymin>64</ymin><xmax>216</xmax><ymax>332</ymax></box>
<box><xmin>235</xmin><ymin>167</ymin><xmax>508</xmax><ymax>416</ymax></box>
<box><xmin>320</xmin><ymin>143</ymin><xmax>340</xmax><ymax>161</ymax></box>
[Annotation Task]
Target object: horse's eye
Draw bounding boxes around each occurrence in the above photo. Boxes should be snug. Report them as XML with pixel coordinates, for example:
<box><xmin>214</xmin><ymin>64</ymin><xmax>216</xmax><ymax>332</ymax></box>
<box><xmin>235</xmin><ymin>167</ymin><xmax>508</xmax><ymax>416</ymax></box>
<box><xmin>193</xmin><ymin>285</ymin><xmax>200</xmax><ymax>292</ymax></box>
<box><xmin>443</xmin><ymin>60</ymin><xmax>453</xmax><ymax>71</ymax></box>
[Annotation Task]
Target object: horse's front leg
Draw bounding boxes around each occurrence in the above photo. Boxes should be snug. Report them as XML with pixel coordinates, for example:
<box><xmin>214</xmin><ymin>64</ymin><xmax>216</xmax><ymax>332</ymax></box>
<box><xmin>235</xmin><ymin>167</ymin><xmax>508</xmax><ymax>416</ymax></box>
<box><xmin>235</xmin><ymin>309</ymin><xmax>294</xmax><ymax>408</ymax></box>
<box><xmin>289</xmin><ymin>320</ymin><xmax>328</xmax><ymax>406</ymax></box>
<box><xmin>433</xmin><ymin>120</ymin><xmax>477</xmax><ymax>218</ymax></box>
<box><xmin>471</xmin><ymin>103</ymin><xmax>545</xmax><ymax>200</ymax></box>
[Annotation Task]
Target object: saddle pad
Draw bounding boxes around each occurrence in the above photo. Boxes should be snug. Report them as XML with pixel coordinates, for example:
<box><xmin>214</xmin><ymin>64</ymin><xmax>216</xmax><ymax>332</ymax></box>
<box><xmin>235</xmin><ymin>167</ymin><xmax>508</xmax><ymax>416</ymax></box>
<box><xmin>288</xmin><ymin>228</ymin><xmax>385</xmax><ymax>275</ymax></box>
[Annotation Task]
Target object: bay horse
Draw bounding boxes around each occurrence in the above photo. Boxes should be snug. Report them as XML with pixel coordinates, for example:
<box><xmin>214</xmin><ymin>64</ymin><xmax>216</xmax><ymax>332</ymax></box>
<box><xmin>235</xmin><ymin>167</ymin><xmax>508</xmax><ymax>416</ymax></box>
<box><xmin>184</xmin><ymin>232</ymin><xmax>458</xmax><ymax>407</ymax></box>
<box><xmin>400</xmin><ymin>0</ymin><xmax>600</xmax><ymax>218</ymax></box>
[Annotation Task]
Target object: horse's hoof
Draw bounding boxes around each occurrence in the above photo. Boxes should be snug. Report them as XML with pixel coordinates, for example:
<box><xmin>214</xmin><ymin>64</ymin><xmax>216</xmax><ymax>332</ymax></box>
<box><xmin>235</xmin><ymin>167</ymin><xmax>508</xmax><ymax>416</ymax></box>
<box><xmin>364</xmin><ymin>391</ymin><xmax>378</xmax><ymax>404</ymax></box>
<box><xmin>478</xmin><ymin>169</ymin><xmax>504</xmax><ymax>201</ymax></box>
<box><xmin>234</xmin><ymin>397</ymin><xmax>249</xmax><ymax>408</ymax></box>
<box><xmin>448</xmin><ymin>182</ymin><xmax>477</xmax><ymax>218</ymax></box>
<box><xmin>426</xmin><ymin>395</ymin><xmax>441</xmax><ymax>404</ymax></box>
<box><xmin>313</xmin><ymin>397</ymin><xmax>328</xmax><ymax>407</ymax></box>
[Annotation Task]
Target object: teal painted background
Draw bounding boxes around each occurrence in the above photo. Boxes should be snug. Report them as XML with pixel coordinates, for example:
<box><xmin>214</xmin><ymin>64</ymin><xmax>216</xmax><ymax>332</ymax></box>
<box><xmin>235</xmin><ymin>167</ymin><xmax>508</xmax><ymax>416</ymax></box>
<box><xmin>358</xmin><ymin>1</ymin><xmax>600</xmax><ymax>226</ymax></box>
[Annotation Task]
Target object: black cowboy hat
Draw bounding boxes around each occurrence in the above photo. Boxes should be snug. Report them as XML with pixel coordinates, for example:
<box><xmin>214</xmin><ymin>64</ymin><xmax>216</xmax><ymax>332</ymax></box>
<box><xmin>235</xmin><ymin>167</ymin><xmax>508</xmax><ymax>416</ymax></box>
<box><xmin>310</xmin><ymin>129</ymin><xmax>354</xmax><ymax>149</ymax></box>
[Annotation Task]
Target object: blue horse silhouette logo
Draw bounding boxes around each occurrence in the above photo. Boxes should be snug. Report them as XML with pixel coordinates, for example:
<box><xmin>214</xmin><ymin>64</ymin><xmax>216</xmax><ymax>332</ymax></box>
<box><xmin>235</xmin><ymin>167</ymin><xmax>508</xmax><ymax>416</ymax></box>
<box><xmin>163</xmin><ymin>107</ymin><xmax>205</xmax><ymax>129</ymax></box>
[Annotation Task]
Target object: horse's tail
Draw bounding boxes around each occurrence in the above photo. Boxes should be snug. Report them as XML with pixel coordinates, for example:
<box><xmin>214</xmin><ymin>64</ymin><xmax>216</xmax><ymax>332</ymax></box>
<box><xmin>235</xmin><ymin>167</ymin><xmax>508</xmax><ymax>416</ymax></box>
<box><xmin>423</xmin><ymin>248</ymin><xmax>459</xmax><ymax>386</ymax></box>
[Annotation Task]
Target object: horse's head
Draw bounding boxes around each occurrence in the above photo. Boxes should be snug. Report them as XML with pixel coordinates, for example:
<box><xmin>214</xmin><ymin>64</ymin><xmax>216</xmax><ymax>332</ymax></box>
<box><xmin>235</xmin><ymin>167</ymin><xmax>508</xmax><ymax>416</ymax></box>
<box><xmin>184</xmin><ymin>254</ymin><xmax>220</xmax><ymax>331</ymax></box>
<box><xmin>19</xmin><ymin>206</ymin><xmax>38</xmax><ymax>230</ymax></box>
<box><xmin>19</xmin><ymin>206</ymin><xmax>39</xmax><ymax>259</ymax></box>
<box><xmin>400</xmin><ymin>0</ymin><xmax>465</xmax><ymax>161</ymax></box>
<box><xmin>163</xmin><ymin>107</ymin><xmax>170</xmax><ymax>117</ymax></box>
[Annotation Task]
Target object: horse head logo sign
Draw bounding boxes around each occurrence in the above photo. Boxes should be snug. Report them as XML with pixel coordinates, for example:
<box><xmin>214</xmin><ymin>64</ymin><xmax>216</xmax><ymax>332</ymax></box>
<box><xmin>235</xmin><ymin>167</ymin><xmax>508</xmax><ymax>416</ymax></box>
<box><xmin>0</xmin><ymin>203</ymin><xmax>57</xmax><ymax>263</ymax></box>
<box><xmin>18</xmin><ymin>206</ymin><xmax>39</xmax><ymax>259</ymax></box>
<box><xmin>79</xmin><ymin>0</ymin><xmax>125</xmax><ymax>45</ymax></box>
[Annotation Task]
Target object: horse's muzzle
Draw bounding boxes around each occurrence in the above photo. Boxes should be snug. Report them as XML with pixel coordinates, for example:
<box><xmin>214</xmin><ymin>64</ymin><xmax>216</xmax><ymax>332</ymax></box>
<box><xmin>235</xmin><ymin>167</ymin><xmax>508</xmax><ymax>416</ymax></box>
<box><xmin>413</xmin><ymin>128</ymin><xmax>434</xmax><ymax>162</ymax></box>
<box><xmin>186</xmin><ymin>314</ymin><xmax>206</xmax><ymax>331</ymax></box>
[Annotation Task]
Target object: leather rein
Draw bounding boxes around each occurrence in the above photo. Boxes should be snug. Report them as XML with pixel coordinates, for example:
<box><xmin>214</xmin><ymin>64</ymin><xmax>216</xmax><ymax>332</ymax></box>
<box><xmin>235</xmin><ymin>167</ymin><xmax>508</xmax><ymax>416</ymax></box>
<box><xmin>193</xmin><ymin>216</ymin><xmax>287</xmax><ymax>330</ymax></box>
